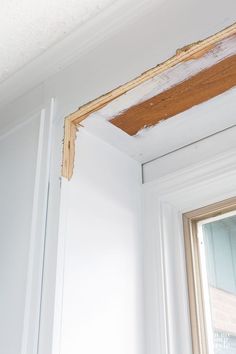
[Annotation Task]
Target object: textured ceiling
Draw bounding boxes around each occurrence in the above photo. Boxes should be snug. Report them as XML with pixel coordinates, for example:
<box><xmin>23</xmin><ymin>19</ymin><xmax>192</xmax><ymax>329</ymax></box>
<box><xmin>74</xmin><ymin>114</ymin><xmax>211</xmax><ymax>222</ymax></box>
<box><xmin>0</xmin><ymin>0</ymin><xmax>116</xmax><ymax>82</ymax></box>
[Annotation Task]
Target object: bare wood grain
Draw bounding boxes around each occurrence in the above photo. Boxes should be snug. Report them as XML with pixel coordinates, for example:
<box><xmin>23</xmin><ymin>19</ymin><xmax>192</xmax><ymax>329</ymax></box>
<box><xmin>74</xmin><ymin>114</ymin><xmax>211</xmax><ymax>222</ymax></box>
<box><xmin>62</xmin><ymin>119</ymin><xmax>77</xmax><ymax>179</ymax></box>
<box><xmin>62</xmin><ymin>23</ymin><xmax>236</xmax><ymax>179</ymax></box>
<box><xmin>111</xmin><ymin>54</ymin><xmax>236</xmax><ymax>135</ymax></box>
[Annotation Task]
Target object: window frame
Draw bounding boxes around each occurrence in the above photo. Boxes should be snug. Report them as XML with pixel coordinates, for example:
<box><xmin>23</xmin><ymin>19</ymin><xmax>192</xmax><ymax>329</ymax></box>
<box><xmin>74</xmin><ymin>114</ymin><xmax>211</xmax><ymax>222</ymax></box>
<box><xmin>183</xmin><ymin>199</ymin><xmax>236</xmax><ymax>354</ymax></box>
<box><xmin>143</xmin><ymin>149</ymin><xmax>236</xmax><ymax>354</ymax></box>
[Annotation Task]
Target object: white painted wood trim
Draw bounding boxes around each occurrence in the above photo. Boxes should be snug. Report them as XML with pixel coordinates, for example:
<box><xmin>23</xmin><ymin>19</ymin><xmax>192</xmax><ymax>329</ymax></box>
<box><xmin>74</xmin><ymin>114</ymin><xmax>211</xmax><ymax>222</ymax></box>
<box><xmin>20</xmin><ymin>109</ymin><xmax>46</xmax><ymax>354</ymax></box>
<box><xmin>51</xmin><ymin>179</ymin><xmax>70</xmax><ymax>354</ymax></box>
<box><xmin>21</xmin><ymin>101</ymin><xmax>55</xmax><ymax>354</ymax></box>
<box><xmin>142</xmin><ymin>148</ymin><xmax>236</xmax><ymax>354</ymax></box>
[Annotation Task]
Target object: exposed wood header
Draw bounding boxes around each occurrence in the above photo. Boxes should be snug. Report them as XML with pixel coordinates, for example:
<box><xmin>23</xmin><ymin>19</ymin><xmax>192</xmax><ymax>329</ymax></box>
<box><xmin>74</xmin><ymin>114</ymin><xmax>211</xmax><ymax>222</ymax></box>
<box><xmin>62</xmin><ymin>23</ymin><xmax>236</xmax><ymax>180</ymax></box>
<box><xmin>111</xmin><ymin>53</ymin><xmax>236</xmax><ymax>135</ymax></box>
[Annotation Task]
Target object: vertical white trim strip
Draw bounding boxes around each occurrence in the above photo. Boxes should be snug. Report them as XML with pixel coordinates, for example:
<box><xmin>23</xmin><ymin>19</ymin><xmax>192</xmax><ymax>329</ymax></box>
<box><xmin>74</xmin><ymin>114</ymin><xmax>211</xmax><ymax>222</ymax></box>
<box><xmin>21</xmin><ymin>99</ymin><xmax>55</xmax><ymax>354</ymax></box>
<box><xmin>21</xmin><ymin>109</ymin><xmax>46</xmax><ymax>354</ymax></box>
<box><xmin>51</xmin><ymin>179</ymin><xmax>69</xmax><ymax>354</ymax></box>
<box><xmin>197</xmin><ymin>224</ymin><xmax>214</xmax><ymax>354</ymax></box>
<box><xmin>159</xmin><ymin>202</ymin><xmax>171</xmax><ymax>354</ymax></box>
<box><xmin>36</xmin><ymin>98</ymin><xmax>55</xmax><ymax>354</ymax></box>
<box><xmin>44</xmin><ymin>98</ymin><xmax>55</xmax><ymax>189</ymax></box>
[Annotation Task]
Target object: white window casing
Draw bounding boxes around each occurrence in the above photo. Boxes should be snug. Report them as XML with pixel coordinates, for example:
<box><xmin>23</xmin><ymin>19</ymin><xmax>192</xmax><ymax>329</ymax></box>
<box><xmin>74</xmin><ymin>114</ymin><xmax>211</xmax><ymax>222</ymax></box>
<box><xmin>142</xmin><ymin>148</ymin><xmax>236</xmax><ymax>354</ymax></box>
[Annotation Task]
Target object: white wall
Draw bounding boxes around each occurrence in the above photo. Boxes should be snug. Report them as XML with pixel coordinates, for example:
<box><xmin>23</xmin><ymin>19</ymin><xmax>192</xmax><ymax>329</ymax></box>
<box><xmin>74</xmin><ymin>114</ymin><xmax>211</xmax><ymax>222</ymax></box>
<box><xmin>0</xmin><ymin>3</ymin><xmax>235</xmax><ymax>354</ymax></box>
<box><xmin>58</xmin><ymin>130</ymin><xmax>144</xmax><ymax>354</ymax></box>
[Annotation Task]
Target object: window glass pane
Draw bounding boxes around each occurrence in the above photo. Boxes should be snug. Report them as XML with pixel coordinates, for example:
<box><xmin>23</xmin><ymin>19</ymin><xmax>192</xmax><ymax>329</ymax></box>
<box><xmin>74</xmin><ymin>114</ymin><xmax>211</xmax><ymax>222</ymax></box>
<box><xmin>202</xmin><ymin>215</ymin><xmax>236</xmax><ymax>354</ymax></box>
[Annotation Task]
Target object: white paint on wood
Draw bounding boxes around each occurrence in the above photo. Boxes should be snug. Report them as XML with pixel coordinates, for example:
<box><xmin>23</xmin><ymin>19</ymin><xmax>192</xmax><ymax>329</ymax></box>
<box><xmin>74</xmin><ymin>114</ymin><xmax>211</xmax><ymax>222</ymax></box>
<box><xmin>0</xmin><ymin>115</ymin><xmax>41</xmax><ymax>354</ymax></box>
<box><xmin>20</xmin><ymin>109</ymin><xmax>46</xmax><ymax>354</ymax></box>
<box><xmin>22</xmin><ymin>101</ymin><xmax>55</xmax><ymax>354</ymax></box>
<box><xmin>82</xmin><ymin>87</ymin><xmax>236</xmax><ymax>165</ymax></box>
<box><xmin>143</xmin><ymin>125</ymin><xmax>236</xmax><ymax>183</ymax></box>
<box><xmin>0</xmin><ymin>102</ymin><xmax>54</xmax><ymax>354</ymax></box>
<box><xmin>143</xmin><ymin>148</ymin><xmax>236</xmax><ymax>354</ymax></box>
<box><xmin>36</xmin><ymin>106</ymin><xmax>65</xmax><ymax>354</ymax></box>
<box><xmin>58</xmin><ymin>130</ymin><xmax>144</xmax><ymax>354</ymax></box>
<box><xmin>89</xmin><ymin>35</ymin><xmax>236</xmax><ymax>124</ymax></box>
<box><xmin>143</xmin><ymin>95</ymin><xmax>236</xmax><ymax>183</ymax></box>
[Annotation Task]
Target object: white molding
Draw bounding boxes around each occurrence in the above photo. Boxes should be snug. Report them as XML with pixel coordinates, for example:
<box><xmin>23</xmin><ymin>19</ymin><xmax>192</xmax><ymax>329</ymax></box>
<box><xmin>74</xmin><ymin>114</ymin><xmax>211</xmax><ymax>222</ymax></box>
<box><xmin>142</xmin><ymin>148</ymin><xmax>236</xmax><ymax>354</ymax></box>
<box><xmin>143</xmin><ymin>119</ymin><xmax>236</xmax><ymax>183</ymax></box>
<box><xmin>21</xmin><ymin>100</ymin><xmax>55</xmax><ymax>354</ymax></box>
<box><xmin>51</xmin><ymin>179</ymin><xmax>70</xmax><ymax>354</ymax></box>
<box><xmin>36</xmin><ymin>102</ymin><xmax>67</xmax><ymax>354</ymax></box>
<box><xmin>20</xmin><ymin>109</ymin><xmax>46</xmax><ymax>354</ymax></box>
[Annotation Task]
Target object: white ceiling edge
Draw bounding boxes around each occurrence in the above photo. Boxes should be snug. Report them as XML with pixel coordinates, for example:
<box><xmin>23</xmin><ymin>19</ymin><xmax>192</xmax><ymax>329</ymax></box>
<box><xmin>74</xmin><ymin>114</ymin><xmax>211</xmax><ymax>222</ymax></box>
<box><xmin>0</xmin><ymin>0</ymin><xmax>235</xmax><ymax>110</ymax></box>
<box><xmin>82</xmin><ymin>88</ymin><xmax>236</xmax><ymax>164</ymax></box>
<box><xmin>0</xmin><ymin>0</ymin><xmax>158</xmax><ymax>109</ymax></box>
<box><xmin>0</xmin><ymin>0</ymin><xmax>119</xmax><ymax>83</ymax></box>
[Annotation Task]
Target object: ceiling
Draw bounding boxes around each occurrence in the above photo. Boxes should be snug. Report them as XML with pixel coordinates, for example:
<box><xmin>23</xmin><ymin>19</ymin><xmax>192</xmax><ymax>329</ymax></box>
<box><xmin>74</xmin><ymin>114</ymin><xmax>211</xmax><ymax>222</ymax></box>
<box><xmin>1</xmin><ymin>0</ymin><xmax>236</xmax><ymax>174</ymax></box>
<box><xmin>0</xmin><ymin>0</ymin><xmax>117</xmax><ymax>83</ymax></box>
<box><xmin>0</xmin><ymin>0</ymin><xmax>235</xmax><ymax>110</ymax></box>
